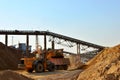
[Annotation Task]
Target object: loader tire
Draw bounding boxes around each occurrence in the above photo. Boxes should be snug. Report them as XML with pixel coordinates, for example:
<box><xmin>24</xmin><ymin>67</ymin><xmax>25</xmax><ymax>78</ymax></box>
<box><xmin>63</xmin><ymin>65</ymin><xmax>68</xmax><ymax>70</ymax></box>
<box><xmin>47</xmin><ymin>63</ymin><xmax>55</xmax><ymax>72</ymax></box>
<box><xmin>35</xmin><ymin>63</ymin><xmax>44</xmax><ymax>73</ymax></box>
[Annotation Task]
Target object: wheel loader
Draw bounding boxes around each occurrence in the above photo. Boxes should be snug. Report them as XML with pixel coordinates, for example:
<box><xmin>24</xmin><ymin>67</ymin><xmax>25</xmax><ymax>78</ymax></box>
<box><xmin>18</xmin><ymin>49</ymin><xmax>70</xmax><ymax>73</ymax></box>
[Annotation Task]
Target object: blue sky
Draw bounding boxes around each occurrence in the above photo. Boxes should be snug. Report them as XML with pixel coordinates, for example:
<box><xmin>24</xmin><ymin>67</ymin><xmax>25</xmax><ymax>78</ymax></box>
<box><xmin>0</xmin><ymin>0</ymin><xmax>120</xmax><ymax>48</ymax></box>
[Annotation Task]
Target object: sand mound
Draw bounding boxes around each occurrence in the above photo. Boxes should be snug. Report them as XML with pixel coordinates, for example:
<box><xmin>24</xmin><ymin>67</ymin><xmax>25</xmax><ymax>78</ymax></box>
<box><xmin>0</xmin><ymin>42</ymin><xmax>23</xmax><ymax>70</ymax></box>
<box><xmin>0</xmin><ymin>70</ymin><xmax>33</xmax><ymax>80</ymax></box>
<box><xmin>77</xmin><ymin>44</ymin><xmax>120</xmax><ymax>80</ymax></box>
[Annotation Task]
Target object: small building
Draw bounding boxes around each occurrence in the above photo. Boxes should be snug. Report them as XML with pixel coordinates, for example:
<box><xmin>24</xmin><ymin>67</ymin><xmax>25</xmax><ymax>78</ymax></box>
<box><xmin>18</xmin><ymin>43</ymin><xmax>32</xmax><ymax>53</ymax></box>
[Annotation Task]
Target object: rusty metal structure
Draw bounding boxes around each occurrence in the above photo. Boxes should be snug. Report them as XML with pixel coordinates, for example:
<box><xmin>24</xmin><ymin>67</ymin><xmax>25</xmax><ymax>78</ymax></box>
<box><xmin>0</xmin><ymin>30</ymin><xmax>105</xmax><ymax>56</ymax></box>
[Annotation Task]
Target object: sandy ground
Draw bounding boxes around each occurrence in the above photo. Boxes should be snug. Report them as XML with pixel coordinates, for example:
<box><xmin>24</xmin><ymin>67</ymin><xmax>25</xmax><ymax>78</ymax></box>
<box><xmin>16</xmin><ymin>70</ymin><xmax>82</xmax><ymax>80</ymax></box>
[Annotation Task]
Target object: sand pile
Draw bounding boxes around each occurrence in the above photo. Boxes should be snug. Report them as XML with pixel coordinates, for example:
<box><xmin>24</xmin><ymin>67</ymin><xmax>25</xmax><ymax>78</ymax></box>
<box><xmin>0</xmin><ymin>70</ymin><xmax>33</xmax><ymax>80</ymax></box>
<box><xmin>0</xmin><ymin>42</ymin><xmax>23</xmax><ymax>70</ymax></box>
<box><xmin>77</xmin><ymin>44</ymin><xmax>120</xmax><ymax>80</ymax></box>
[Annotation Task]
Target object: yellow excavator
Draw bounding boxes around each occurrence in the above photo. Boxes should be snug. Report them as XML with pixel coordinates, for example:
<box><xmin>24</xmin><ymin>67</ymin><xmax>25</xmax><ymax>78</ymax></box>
<box><xmin>18</xmin><ymin>48</ymin><xmax>70</xmax><ymax>73</ymax></box>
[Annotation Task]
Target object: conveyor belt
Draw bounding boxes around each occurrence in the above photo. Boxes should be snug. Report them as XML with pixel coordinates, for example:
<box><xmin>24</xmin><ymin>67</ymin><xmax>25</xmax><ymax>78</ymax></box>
<box><xmin>47</xmin><ymin>31</ymin><xmax>104</xmax><ymax>49</ymax></box>
<box><xmin>0</xmin><ymin>30</ymin><xmax>105</xmax><ymax>50</ymax></box>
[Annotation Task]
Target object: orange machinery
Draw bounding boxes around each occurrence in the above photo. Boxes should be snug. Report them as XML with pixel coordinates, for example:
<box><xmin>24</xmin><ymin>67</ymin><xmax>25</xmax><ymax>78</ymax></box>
<box><xmin>18</xmin><ymin>49</ymin><xmax>70</xmax><ymax>73</ymax></box>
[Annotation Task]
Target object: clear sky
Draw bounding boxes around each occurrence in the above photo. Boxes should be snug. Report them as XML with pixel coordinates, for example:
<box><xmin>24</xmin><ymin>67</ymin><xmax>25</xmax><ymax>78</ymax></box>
<box><xmin>0</xmin><ymin>0</ymin><xmax>120</xmax><ymax>48</ymax></box>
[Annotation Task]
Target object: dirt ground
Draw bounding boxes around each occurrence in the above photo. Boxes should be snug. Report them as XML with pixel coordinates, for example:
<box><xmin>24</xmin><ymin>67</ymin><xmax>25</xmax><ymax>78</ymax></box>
<box><xmin>16</xmin><ymin>70</ymin><xmax>82</xmax><ymax>80</ymax></box>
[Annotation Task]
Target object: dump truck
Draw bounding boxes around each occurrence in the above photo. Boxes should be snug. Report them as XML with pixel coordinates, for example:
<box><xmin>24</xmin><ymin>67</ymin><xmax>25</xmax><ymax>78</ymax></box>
<box><xmin>18</xmin><ymin>49</ymin><xmax>70</xmax><ymax>73</ymax></box>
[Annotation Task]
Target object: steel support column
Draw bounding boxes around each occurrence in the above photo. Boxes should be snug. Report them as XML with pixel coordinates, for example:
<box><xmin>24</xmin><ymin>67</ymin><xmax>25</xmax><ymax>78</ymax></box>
<box><xmin>77</xmin><ymin>44</ymin><xmax>80</xmax><ymax>54</ymax></box>
<box><xmin>44</xmin><ymin>34</ymin><xmax>47</xmax><ymax>68</ymax></box>
<box><xmin>44</xmin><ymin>35</ymin><xmax>47</xmax><ymax>51</ymax></box>
<box><xmin>26</xmin><ymin>35</ymin><xmax>29</xmax><ymax>57</ymax></box>
<box><xmin>5</xmin><ymin>34</ymin><xmax>8</xmax><ymax>46</ymax></box>
<box><xmin>52</xmin><ymin>37</ymin><xmax>55</xmax><ymax>49</ymax></box>
<box><xmin>36</xmin><ymin>35</ymin><xmax>39</xmax><ymax>51</ymax></box>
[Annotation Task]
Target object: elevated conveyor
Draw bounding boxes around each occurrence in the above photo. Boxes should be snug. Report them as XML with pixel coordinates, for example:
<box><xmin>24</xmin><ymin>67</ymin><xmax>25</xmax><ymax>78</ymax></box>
<box><xmin>0</xmin><ymin>30</ymin><xmax>105</xmax><ymax>53</ymax></box>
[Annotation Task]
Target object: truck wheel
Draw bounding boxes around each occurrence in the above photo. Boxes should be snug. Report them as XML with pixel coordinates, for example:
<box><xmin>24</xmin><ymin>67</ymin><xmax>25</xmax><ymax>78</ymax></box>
<box><xmin>63</xmin><ymin>65</ymin><xmax>68</xmax><ymax>70</ymax></box>
<box><xmin>26</xmin><ymin>68</ymin><xmax>34</xmax><ymax>73</ymax></box>
<box><xmin>35</xmin><ymin>63</ymin><xmax>44</xmax><ymax>73</ymax></box>
<box><xmin>55</xmin><ymin>65</ymin><xmax>59</xmax><ymax>70</ymax></box>
<box><xmin>47</xmin><ymin>63</ymin><xmax>55</xmax><ymax>72</ymax></box>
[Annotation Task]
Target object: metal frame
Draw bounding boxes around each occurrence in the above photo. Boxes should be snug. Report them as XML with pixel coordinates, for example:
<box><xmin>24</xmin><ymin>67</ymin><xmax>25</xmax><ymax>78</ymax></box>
<box><xmin>0</xmin><ymin>30</ymin><xmax>105</xmax><ymax>56</ymax></box>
